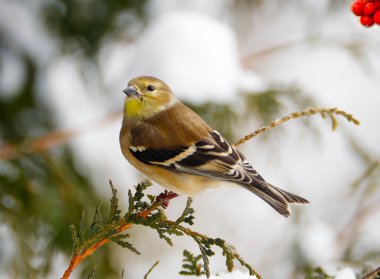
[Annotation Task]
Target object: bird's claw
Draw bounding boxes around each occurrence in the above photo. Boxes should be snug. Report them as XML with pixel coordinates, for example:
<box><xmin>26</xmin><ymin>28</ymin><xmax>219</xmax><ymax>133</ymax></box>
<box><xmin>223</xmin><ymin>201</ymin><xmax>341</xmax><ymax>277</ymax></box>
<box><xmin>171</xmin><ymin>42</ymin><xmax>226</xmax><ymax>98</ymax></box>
<box><xmin>156</xmin><ymin>190</ymin><xmax>178</xmax><ymax>208</ymax></box>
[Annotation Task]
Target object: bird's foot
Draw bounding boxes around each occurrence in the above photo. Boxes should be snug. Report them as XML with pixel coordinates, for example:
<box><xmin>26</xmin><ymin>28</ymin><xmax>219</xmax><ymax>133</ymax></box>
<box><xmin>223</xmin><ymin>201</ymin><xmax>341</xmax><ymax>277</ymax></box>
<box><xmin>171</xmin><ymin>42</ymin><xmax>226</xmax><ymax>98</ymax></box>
<box><xmin>156</xmin><ymin>190</ymin><xmax>178</xmax><ymax>208</ymax></box>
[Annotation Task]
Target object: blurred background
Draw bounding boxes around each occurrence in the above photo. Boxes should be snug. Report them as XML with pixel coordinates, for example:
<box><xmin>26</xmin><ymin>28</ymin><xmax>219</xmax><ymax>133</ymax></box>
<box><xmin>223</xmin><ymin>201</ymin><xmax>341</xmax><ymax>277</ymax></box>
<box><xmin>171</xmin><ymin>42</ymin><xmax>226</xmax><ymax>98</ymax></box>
<box><xmin>0</xmin><ymin>0</ymin><xmax>379</xmax><ymax>278</ymax></box>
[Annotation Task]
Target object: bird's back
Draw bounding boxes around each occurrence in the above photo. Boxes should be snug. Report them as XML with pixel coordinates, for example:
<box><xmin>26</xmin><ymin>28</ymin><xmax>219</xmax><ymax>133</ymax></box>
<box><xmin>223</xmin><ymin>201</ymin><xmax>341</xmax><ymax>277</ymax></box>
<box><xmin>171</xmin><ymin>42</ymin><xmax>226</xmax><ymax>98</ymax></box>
<box><xmin>127</xmin><ymin>102</ymin><xmax>213</xmax><ymax>150</ymax></box>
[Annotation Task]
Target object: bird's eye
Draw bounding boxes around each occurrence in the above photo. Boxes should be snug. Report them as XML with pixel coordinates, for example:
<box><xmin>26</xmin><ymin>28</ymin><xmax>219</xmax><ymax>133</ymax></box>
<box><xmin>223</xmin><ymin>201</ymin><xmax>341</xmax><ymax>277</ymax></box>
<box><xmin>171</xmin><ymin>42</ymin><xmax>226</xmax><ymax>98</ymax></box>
<box><xmin>147</xmin><ymin>85</ymin><xmax>155</xmax><ymax>92</ymax></box>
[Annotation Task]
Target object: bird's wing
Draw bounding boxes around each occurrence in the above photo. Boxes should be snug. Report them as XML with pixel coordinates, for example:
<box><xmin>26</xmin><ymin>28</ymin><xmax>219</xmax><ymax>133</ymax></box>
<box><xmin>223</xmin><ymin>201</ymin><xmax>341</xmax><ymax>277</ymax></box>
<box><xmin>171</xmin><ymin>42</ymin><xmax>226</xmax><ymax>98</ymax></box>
<box><xmin>129</xmin><ymin>130</ymin><xmax>266</xmax><ymax>186</ymax></box>
<box><xmin>130</xmin><ymin>129</ymin><xmax>308</xmax><ymax>217</ymax></box>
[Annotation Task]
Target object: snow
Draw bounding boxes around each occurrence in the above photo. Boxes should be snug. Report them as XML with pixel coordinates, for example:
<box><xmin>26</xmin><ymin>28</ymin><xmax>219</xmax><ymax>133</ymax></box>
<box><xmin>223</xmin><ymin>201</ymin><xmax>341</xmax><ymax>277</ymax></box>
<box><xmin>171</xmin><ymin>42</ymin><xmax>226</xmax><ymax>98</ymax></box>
<box><xmin>0</xmin><ymin>225</ymin><xmax>16</xmax><ymax>275</ymax></box>
<box><xmin>147</xmin><ymin>0</ymin><xmax>229</xmax><ymax>20</ymax></box>
<box><xmin>238</xmin><ymin>70</ymin><xmax>269</xmax><ymax>93</ymax></box>
<box><xmin>201</xmin><ymin>270</ymin><xmax>257</xmax><ymax>279</ymax></box>
<box><xmin>44</xmin><ymin>57</ymin><xmax>142</xmax><ymax>198</ymax></box>
<box><xmin>0</xmin><ymin>52</ymin><xmax>25</xmax><ymax>98</ymax></box>
<box><xmin>127</xmin><ymin>11</ymin><xmax>241</xmax><ymax>103</ymax></box>
<box><xmin>334</xmin><ymin>268</ymin><xmax>357</xmax><ymax>279</ymax></box>
<box><xmin>0</xmin><ymin>0</ymin><xmax>56</xmax><ymax>63</ymax></box>
<box><xmin>301</xmin><ymin>222</ymin><xmax>338</xmax><ymax>265</ymax></box>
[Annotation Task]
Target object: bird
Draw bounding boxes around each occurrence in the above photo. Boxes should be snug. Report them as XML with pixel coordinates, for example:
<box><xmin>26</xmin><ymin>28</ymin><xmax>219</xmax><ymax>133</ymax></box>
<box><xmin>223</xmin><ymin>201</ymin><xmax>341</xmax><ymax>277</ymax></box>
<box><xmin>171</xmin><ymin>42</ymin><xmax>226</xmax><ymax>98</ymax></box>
<box><xmin>119</xmin><ymin>76</ymin><xmax>309</xmax><ymax>217</ymax></box>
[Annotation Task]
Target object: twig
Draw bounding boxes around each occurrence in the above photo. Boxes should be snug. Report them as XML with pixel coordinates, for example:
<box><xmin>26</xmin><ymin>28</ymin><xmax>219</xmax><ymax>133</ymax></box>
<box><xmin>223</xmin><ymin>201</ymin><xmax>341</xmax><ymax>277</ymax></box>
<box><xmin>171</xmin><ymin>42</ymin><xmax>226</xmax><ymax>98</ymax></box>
<box><xmin>337</xmin><ymin>200</ymin><xmax>380</xmax><ymax>251</ymax></box>
<box><xmin>61</xmin><ymin>199</ymin><xmax>162</xmax><ymax>279</ymax></box>
<box><xmin>362</xmin><ymin>266</ymin><xmax>380</xmax><ymax>279</ymax></box>
<box><xmin>241</xmin><ymin>35</ymin><xmax>380</xmax><ymax>69</ymax></box>
<box><xmin>241</xmin><ymin>37</ymin><xmax>317</xmax><ymax>68</ymax></box>
<box><xmin>0</xmin><ymin>111</ymin><xmax>121</xmax><ymax>161</ymax></box>
<box><xmin>234</xmin><ymin>107</ymin><xmax>360</xmax><ymax>147</ymax></box>
<box><xmin>61</xmin><ymin>224</ymin><xmax>131</xmax><ymax>279</ymax></box>
<box><xmin>144</xmin><ymin>261</ymin><xmax>159</xmax><ymax>279</ymax></box>
<box><xmin>336</xmin><ymin>161</ymin><xmax>380</xmax><ymax>250</ymax></box>
<box><xmin>351</xmin><ymin>161</ymin><xmax>379</xmax><ymax>191</ymax></box>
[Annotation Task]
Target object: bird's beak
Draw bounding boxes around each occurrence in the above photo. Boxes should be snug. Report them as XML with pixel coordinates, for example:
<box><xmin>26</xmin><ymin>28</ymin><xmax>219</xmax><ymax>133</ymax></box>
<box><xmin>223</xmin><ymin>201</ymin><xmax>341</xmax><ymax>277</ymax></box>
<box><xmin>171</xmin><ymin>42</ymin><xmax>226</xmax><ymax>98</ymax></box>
<box><xmin>122</xmin><ymin>86</ymin><xmax>141</xmax><ymax>99</ymax></box>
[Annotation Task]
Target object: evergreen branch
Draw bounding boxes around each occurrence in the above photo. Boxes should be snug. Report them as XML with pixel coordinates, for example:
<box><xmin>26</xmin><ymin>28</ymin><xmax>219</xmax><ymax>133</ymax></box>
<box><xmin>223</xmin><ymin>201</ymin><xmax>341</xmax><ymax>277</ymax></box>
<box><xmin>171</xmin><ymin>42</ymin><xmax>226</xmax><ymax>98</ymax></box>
<box><xmin>61</xmin><ymin>222</ymin><xmax>133</xmax><ymax>279</ymax></box>
<box><xmin>234</xmin><ymin>107</ymin><xmax>360</xmax><ymax>147</ymax></box>
<box><xmin>179</xmin><ymin>250</ymin><xmax>205</xmax><ymax>276</ymax></box>
<box><xmin>108</xmin><ymin>179</ymin><xmax>123</xmax><ymax>223</ymax></box>
<box><xmin>61</xmin><ymin>180</ymin><xmax>261</xmax><ymax>278</ymax></box>
<box><xmin>161</xmin><ymin>223</ymin><xmax>261</xmax><ymax>278</ymax></box>
<box><xmin>305</xmin><ymin>267</ymin><xmax>334</xmax><ymax>279</ymax></box>
<box><xmin>87</xmin><ymin>268</ymin><xmax>96</xmax><ymax>279</ymax></box>
<box><xmin>61</xmin><ymin>180</ymin><xmax>158</xmax><ymax>279</ymax></box>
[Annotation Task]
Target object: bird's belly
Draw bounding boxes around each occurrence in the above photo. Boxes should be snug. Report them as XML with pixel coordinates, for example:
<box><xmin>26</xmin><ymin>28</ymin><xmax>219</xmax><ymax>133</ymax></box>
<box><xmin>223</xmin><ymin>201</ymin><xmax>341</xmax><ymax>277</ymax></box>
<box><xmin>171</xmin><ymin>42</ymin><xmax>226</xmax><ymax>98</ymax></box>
<box><xmin>124</xmin><ymin>151</ymin><xmax>218</xmax><ymax>196</ymax></box>
<box><xmin>144</xmin><ymin>168</ymin><xmax>217</xmax><ymax>196</ymax></box>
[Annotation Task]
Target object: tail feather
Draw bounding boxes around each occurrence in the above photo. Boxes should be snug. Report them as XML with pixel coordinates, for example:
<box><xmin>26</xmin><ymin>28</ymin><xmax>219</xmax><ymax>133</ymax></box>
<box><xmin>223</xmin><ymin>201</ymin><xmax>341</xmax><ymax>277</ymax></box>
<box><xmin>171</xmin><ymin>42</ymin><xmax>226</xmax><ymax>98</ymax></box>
<box><xmin>242</xmin><ymin>182</ymin><xmax>309</xmax><ymax>217</ymax></box>
<box><xmin>270</xmin><ymin>184</ymin><xmax>309</xmax><ymax>204</ymax></box>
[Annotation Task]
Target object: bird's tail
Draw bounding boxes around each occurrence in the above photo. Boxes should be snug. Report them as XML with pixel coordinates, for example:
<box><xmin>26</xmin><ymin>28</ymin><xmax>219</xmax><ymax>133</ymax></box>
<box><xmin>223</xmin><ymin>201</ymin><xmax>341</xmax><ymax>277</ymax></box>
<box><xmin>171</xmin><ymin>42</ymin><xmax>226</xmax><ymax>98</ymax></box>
<box><xmin>242</xmin><ymin>182</ymin><xmax>309</xmax><ymax>217</ymax></box>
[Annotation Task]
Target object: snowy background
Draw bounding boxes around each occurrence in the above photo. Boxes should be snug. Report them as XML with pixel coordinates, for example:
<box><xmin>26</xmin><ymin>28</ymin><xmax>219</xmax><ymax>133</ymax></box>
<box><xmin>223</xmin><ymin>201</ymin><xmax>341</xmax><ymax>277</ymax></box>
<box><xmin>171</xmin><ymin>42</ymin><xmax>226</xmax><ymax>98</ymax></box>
<box><xmin>0</xmin><ymin>0</ymin><xmax>379</xmax><ymax>278</ymax></box>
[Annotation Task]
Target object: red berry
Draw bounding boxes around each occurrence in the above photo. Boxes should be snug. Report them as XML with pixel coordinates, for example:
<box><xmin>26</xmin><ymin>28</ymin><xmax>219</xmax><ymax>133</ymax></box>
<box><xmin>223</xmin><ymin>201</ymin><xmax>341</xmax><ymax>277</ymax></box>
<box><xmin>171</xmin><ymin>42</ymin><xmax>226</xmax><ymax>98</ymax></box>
<box><xmin>374</xmin><ymin>1</ymin><xmax>380</xmax><ymax>9</ymax></box>
<box><xmin>360</xmin><ymin>15</ymin><xmax>375</xmax><ymax>26</ymax></box>
<box><xmin>352</xmin><ymin>1</ymin><xmax>364</xmax><ymax>16</ymax></box>
<box><xmin>364</xmin><ymin>2</ymin><xmax>376</xmax><ymax>15</ymax></box>
<box><xmin>374</xmin><ymin>10</ymin><xmax>380</xmax><ymax>24</ymax></box>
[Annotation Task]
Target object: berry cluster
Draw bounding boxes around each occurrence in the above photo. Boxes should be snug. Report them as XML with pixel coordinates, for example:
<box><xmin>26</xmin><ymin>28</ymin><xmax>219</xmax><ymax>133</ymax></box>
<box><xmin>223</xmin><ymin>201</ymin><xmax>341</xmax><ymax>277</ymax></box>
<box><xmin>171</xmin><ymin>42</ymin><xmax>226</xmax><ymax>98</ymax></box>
<box><xmin>351</xmin><ymin>0</ymin><xmax>380</xmax><ymax>27</ymax></box>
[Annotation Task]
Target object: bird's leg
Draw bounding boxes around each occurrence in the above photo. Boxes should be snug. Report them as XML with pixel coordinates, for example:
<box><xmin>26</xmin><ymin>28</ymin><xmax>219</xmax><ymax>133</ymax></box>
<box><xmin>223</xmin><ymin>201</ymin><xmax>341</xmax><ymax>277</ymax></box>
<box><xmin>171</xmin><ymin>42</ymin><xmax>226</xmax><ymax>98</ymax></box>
<box><xmin>156</xmin><ymin>190</ymin><xmax>178</xmax><ymax>208</ymax></box>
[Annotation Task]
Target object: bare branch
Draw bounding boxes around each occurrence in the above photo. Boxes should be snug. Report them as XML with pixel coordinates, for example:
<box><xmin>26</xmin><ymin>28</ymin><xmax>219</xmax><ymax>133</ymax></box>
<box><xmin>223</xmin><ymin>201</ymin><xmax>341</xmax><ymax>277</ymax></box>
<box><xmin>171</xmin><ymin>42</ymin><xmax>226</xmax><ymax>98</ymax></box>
<box><xmin>0</xmin><ymin>111</ymin><xmax>121</xmax><ymax>161</ymax></box>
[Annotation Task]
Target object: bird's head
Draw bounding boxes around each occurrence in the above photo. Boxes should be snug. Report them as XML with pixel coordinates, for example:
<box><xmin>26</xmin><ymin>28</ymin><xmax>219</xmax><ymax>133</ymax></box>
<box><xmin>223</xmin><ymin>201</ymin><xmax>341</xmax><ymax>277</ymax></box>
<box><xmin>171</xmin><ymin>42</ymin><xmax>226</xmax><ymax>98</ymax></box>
<box><xmin>122</xmin><ymin>76</ymin><xmax>176</xmax><ymax>119</ymax></box>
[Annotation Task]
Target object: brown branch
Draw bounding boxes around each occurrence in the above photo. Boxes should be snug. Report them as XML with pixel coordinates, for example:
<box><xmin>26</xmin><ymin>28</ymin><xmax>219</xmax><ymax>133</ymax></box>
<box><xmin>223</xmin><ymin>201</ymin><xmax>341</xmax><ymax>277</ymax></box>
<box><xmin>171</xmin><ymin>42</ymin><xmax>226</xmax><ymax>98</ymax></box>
<box><xmin>234</xmin><ymin>107</ymin><xmax>360</xmax><ymax>147</ymax></box>
<box><xmin>240</xmin><ymin>35</ymin><xmax>377</xmax><ymax>69</ymax></box>
<box><xmin>241</xmin><ymin>37</ymin><xmax>315</xmax><ymax>68</ymax></box>
<box><xmin>337</xmin><ymin>200</ymin><xmax>380</xmax><ymax>250</ymax></box>
<box><xmin>61</xmin><ymin>223</ymin><xmax>132</xmax><ymax>279</ymax></box>
<box><xmin>60</xmin><ymin>198</ymin><xmax>163</xmax><ymax>279</ymax></box>
<box><xmin>351</xmin><ymin>161</ymin><xmax>379</xmax><ymax>191</ymax></box>
<box><xmin>362</xmin><ymin>266</ymin><xmax>380</xmax><ymax>279</ymax></box>
<box><xmin>0</xmin><ymin>111</ymin><xmax>121</xmax><ymax>161</ymax></box>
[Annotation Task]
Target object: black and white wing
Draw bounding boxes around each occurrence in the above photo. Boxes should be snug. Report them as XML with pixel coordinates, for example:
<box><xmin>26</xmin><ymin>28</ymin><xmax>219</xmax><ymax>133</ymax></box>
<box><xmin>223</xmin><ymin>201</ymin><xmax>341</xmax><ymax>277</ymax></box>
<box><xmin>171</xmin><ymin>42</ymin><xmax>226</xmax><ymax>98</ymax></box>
<box><xmin>130</xmin><ymin>130</ymin><xmax>308</xmax><ymax>217</ymax></box>
<box><xmin>130</xmin><ymin>131</ymin><xmax>255</xmax><ymax>182</ymax></box>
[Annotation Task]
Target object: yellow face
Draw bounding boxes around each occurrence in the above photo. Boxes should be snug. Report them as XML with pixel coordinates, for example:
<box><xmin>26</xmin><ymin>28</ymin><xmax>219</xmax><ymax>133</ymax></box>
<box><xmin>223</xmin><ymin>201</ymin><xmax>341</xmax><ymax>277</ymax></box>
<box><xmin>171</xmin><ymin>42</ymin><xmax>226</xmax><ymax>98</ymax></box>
<box><xmin>123</xmin><ymin>76</ymin><xmax>174</xmax><ymax>119</ymax></box>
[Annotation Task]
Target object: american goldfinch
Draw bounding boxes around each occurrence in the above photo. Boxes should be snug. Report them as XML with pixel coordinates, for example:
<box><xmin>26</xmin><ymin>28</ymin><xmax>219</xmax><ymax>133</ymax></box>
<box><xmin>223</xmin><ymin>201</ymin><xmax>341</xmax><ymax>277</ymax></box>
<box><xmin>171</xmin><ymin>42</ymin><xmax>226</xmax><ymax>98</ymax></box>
<box><xmin>119</xmin><ymin>76</ymin><xmax>308</xmax><ymax>217</ymax></box>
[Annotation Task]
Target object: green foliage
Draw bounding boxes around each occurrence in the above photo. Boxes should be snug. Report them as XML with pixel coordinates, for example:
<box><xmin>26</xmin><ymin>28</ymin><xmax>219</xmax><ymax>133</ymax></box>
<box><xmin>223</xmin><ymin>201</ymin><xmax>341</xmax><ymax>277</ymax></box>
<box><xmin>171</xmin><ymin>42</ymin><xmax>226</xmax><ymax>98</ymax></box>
<box><xmin>66</xmin><ymin>180</ymin><xmax>261</xmax><ymax>278</ymax></box>
<box><xmin>0</xmin><ymin>151</ymin><xmax>105</xmax><ymax>278</ymax></box>
<box><xmin>43</xmin><ymin>0</ymin><xmax>148</xmax><ymax>56</ymax></box>
<box><xmin>185</xmin><ymin>102</ymin><xmax>238</xmax><ymax>141</ymax></box>
<box><xmin>186</xmin><ymin>85</ymin><xmax>315</xmax><ymax>143</ymax></box>
<box><xmin>0</xmin><ymin>51</ymin><xmax>111</xmax><ymax>278</ymax></box>
<box><xmin>179</xmin><ymin>250</ymin><xmax>206</xmax><ymax>276</ymax></box>
<box><xmin>87</xmin><ymin>268</ymin><xmax>96</xmax><ymax>279</ymax></box>
<box><xmin>69</xmin><ymin>180</ymin><xmax>152</xmax><ymax>257</ymax></box>
<box><xmin>305</xmin><ymin>267</ymin><xmax>334</xmax><ymax>279</ymax></box>
<box><xmin>242</xmin><ymin>85</ymin><xmax>315</xmax><ymax>125</ymax></box>
<box><xmin>188</xmin><ymin>236</ymin><xmax>260</xmax><ymax>278</ymax></box>
<box><xmin>243</xmin><ymin>89</ymin><xmax>283</xmax><ymax>123</ymax></box>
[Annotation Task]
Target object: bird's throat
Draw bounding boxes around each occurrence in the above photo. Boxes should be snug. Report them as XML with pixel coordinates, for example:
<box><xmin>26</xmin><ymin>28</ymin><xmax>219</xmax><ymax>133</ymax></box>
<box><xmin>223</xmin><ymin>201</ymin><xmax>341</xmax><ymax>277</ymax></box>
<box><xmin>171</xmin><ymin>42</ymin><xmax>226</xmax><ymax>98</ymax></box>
<box><xmin>124</xmin><ymin>98</ymin><xmax>144</xmax><ymax>118</ymax></box>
